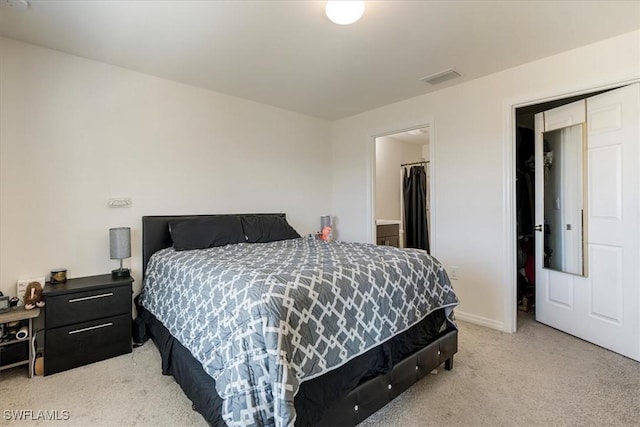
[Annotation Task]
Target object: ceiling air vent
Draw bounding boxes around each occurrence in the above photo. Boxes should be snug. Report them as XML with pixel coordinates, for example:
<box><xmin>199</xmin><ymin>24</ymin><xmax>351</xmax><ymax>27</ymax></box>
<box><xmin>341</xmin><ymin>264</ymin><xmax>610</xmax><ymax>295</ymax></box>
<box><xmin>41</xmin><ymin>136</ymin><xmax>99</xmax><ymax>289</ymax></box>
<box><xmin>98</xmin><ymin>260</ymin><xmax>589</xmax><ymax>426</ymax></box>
<box><xmin>419</xmin><ymin>68</ymin><xmax>461</xmax><ymax>85</ymax></box>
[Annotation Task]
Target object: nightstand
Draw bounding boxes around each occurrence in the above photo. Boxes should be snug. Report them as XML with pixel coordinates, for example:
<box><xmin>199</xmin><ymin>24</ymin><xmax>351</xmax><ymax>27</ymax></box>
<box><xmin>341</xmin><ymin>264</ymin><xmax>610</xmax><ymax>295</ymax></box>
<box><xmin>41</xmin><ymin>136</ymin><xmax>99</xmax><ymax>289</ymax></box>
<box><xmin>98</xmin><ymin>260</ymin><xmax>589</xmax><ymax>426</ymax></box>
<box><xmin>0</xmin><ymin>307</ymin><xmax>40</xmax><ymax>378</ymax></box>
<box><xmin>43</xmin><ymin>274</ymin><xmax>133</xmax><ymax>376</ymax></box>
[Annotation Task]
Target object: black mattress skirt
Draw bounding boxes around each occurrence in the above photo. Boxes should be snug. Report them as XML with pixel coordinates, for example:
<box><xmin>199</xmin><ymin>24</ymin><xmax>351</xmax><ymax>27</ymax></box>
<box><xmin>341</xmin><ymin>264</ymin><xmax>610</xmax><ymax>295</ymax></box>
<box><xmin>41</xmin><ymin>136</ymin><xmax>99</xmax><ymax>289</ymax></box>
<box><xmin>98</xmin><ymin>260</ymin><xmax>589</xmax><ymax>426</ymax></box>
<box><xmin>138</xmin><ymin>304</ymin><xmax>453</xmax><ymax>426</ymax></box>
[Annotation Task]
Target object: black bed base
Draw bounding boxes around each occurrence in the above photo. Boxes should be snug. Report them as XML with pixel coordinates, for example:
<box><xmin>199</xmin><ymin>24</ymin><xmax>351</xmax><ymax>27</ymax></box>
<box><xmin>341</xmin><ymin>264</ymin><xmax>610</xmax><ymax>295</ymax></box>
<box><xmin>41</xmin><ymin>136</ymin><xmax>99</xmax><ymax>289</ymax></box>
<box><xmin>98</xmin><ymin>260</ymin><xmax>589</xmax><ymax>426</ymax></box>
<box><xmin>315</xmin><ymin>330</ymin><xmax>457</xmax><ymax>426</ymax></box>
<box><xmin>140</xmin><ymin>303</ymin><xmax>456</xmax><ymax>427</ymax></box>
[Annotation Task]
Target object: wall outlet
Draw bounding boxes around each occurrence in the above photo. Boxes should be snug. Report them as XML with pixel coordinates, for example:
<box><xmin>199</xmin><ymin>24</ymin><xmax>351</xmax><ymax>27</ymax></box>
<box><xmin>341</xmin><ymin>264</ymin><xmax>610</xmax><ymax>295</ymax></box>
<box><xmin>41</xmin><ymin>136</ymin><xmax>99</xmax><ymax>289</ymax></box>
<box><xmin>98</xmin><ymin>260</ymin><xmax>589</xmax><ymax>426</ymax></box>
<box><xmin>108</xmin><ymin>197</ymin><xmax>133</xmax><ymax>208</ymax></box>
<box><xmin>449</xmin><ymin>266</ymin><xmax>459</xmax><ymax>280</ymax></box>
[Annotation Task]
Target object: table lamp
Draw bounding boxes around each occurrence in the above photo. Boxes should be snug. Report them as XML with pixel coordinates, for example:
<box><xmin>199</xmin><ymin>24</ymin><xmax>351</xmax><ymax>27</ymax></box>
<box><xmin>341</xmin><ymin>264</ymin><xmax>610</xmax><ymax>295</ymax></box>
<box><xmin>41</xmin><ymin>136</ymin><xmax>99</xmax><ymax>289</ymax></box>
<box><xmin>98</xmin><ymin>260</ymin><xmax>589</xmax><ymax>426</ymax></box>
<box><xmin>110</xmin><ymin>227</ymin><xmax>131</xmax><ymax>278</ymax></box>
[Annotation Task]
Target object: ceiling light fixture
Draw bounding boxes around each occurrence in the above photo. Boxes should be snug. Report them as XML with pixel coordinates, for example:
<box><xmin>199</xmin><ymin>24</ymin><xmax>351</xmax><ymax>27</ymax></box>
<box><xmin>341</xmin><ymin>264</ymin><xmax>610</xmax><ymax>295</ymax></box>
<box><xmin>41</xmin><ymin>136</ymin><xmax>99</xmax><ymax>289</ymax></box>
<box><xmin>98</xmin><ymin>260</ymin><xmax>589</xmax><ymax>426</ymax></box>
<box><xmin>325</xmin><ymin>1</ymin><xmax>365</xmax><ymax>25</ymax></box>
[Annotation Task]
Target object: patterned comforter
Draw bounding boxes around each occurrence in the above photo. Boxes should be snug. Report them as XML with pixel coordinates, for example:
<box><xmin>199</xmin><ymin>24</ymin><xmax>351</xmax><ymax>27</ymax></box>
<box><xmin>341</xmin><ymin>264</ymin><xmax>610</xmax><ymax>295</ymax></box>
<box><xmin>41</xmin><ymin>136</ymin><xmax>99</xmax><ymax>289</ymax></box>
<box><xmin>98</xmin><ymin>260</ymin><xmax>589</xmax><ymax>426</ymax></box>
<box><xmin>140</xmin><ymin>237</ymin><xmax>458</xmax><ymax>427</ymax></box>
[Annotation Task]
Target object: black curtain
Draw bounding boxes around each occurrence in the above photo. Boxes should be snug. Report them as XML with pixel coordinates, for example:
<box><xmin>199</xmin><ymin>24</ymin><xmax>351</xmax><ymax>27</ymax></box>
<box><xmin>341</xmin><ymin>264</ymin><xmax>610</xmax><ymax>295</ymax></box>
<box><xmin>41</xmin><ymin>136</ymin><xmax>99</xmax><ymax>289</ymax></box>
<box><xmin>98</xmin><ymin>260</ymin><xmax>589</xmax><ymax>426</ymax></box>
<box><xmin>403</xmin><ymin>165</ymin><xmax>429</xmax><ymax>252</ymax></box>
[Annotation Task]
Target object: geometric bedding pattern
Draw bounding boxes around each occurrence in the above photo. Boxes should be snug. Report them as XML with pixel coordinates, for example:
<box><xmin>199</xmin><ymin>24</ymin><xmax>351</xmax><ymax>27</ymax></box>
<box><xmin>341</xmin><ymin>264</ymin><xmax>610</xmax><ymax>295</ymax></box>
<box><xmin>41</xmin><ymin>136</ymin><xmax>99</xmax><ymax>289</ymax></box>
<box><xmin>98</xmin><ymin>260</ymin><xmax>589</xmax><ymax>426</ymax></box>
<box><xmin>140</xmin><ymin>237</ymin><xmax>458</xmax><ymax>427</ymax></box>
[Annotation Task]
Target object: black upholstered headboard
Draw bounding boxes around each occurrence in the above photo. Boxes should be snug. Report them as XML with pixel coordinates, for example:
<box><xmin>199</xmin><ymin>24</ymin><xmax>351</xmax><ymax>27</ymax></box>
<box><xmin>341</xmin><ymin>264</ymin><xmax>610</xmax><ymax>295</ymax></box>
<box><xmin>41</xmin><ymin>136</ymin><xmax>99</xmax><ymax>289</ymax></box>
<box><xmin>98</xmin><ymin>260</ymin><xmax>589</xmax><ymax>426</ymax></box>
<box><xmin>141</xmin><ymin>213</ymin><xmax>286</xmax><ymax>277</ymax></box>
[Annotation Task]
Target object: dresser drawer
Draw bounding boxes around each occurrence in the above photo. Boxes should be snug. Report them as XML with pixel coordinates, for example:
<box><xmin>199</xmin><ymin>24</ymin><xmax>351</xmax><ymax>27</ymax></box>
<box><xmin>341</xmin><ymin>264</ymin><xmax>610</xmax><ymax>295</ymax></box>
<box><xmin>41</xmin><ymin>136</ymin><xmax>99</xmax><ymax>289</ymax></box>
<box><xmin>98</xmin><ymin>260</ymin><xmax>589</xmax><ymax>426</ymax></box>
<box><xmin>44</xmin><ymin>313</ymin><xmax>131</xmax><ymax>376</ymax></box>
<box><xmin>45</xmin><ymin>285</ymin><xmax>131</xmax><ymax>329</ymax></box>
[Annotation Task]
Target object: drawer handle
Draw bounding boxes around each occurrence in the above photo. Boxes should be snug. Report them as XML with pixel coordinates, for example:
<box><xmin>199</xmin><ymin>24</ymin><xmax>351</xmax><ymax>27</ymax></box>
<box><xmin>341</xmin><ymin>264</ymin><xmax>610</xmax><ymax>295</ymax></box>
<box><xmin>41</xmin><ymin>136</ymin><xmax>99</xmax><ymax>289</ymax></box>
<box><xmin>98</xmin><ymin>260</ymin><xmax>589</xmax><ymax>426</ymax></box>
<box><xmin>68</xmin><ymin>322</ymin><xmax>113</xmax><ymax>335</ymax></box>
<box><xmin>68</xmin><ymin>292</ymin><xmax>113</xmax><ymax>303</ymax></box>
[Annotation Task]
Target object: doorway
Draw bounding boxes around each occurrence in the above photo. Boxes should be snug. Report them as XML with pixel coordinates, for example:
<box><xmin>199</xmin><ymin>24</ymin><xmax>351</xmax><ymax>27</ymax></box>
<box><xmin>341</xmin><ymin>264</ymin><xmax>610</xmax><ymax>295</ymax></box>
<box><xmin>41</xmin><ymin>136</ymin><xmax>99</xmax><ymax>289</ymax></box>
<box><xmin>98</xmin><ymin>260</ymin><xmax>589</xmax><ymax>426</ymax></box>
<box><xmin>514</xmin><ymin>88</ymin><xmax>613</xmax><ymax>327</ymax></box>
<box><xmin>373</xmin><ymin>127</ymin><xmax>430</xmax><ymax>250</ymax></box>
<box><xmin>513</xmin><ymin>83</ymin><xmax>640</xmax><ymax>362</ymax></box>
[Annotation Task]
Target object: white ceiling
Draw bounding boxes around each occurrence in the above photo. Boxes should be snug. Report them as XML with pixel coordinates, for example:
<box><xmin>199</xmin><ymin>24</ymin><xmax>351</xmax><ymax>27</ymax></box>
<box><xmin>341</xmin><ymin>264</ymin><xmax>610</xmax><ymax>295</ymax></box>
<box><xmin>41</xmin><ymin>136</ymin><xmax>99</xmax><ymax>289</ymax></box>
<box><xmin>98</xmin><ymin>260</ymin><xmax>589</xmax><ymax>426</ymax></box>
<box><xmin>1</xmin><ymin>1</ymin><xmax>638</xmax><ymax>120</ymax></box>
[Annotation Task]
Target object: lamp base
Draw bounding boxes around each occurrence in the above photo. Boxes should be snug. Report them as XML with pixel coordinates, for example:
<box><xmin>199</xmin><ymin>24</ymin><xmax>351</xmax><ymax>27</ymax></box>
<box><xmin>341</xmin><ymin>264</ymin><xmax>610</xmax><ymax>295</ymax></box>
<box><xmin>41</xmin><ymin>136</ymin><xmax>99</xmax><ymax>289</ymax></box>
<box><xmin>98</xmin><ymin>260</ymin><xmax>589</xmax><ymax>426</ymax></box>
<box><xmin>111</xmin><ymin>268</ymin><xmax>130</xmax><ymax>278</ymax></box>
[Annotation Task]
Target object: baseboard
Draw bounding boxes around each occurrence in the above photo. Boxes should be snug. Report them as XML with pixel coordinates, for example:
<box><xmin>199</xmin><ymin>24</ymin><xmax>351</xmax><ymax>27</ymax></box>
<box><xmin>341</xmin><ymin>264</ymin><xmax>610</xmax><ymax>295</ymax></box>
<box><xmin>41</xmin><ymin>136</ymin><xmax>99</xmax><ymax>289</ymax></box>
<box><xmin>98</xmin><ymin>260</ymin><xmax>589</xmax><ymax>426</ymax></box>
<box><xmin>455</xmin><ymin>310</ymin><xmax>505</xmax><ymax>331</ymax></box>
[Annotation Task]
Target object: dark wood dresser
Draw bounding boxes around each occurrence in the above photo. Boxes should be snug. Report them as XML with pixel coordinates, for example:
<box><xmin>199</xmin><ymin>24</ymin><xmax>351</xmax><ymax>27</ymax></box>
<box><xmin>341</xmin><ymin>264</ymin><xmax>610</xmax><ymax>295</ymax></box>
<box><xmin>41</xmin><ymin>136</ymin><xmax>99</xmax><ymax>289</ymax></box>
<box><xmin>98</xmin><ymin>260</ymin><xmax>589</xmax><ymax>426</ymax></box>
<box><xmin>43</xmin><ymin>274</ymin><xmax>132</xmax><ymax>376</ymax></box>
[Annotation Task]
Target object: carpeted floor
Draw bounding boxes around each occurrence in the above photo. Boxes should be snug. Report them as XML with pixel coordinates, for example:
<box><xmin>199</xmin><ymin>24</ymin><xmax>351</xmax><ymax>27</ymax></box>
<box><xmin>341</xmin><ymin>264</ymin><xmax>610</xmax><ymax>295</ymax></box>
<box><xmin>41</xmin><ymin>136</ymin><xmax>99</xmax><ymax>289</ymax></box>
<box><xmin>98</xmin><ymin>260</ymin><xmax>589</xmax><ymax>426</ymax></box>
<box><xmin>1</xmin><ymin>313</ymin><xmax>638</xmax><ymax>426</ymax></box>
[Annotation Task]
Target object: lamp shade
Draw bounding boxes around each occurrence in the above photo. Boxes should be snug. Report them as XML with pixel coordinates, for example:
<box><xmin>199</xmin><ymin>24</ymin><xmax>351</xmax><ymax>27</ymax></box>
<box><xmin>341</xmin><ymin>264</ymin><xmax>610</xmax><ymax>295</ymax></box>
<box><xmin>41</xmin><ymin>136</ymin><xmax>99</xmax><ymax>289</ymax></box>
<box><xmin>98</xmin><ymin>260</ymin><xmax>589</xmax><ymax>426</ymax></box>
<box><xmin>109</xmin><ymin>227</ymin><xmax>131</xmax><ymax>260</ymax></box>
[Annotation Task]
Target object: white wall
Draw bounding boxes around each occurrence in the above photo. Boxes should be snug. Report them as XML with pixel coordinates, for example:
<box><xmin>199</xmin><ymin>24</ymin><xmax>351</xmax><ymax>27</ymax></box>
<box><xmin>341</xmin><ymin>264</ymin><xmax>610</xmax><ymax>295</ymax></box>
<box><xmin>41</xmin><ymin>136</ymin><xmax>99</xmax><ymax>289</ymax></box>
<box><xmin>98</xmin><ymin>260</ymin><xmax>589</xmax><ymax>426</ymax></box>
<box><xmin>0</xmin><ymin>38</ymin><xmax>332</xmax><ymax>297</ymax></box>
<box><xmin>375</xmin><ymin>136</ymin><xmax>423</xmax><ymax>220</ymax></box>
<box><xmin>2</xmin><ymin>30</ymin><xmax>638</xmax><ymax>329</ymax></box>
<box><xmin>331</xmin><ymin>30</ymin><xmax>640</xmax><ymax>330</ymax></box>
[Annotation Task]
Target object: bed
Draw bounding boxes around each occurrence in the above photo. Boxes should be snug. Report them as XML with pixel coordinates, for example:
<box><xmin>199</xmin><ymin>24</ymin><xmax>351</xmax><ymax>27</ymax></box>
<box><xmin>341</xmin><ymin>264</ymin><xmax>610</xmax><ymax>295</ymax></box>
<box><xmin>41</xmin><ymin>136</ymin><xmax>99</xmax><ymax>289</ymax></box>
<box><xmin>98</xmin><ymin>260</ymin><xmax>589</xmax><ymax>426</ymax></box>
<box><xmin>137</xmin><ymin>214</ymin><xmax>459</xmax><ymax>426</ymax></box>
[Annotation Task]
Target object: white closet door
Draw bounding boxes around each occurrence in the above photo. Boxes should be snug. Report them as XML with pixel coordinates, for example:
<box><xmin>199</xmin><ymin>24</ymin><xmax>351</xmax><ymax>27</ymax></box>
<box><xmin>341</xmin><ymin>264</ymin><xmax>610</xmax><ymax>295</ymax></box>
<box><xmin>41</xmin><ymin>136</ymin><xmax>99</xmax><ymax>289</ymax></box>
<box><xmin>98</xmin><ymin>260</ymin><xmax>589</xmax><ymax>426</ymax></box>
<box><xmin>535</xmin><ymin>83</ymin><xmax>639</xmax><ymax>361</ymax></box>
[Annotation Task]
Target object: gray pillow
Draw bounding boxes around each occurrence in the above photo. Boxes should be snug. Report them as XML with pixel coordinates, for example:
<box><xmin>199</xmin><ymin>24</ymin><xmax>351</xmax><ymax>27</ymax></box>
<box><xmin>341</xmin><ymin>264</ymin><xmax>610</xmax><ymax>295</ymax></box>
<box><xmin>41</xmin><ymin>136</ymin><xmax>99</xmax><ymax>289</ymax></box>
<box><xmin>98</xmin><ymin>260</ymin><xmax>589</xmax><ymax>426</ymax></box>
<box><xmin>240</xmin><ymin>215</ymin><xmax>300</xmax><ymax>243</ymax></box>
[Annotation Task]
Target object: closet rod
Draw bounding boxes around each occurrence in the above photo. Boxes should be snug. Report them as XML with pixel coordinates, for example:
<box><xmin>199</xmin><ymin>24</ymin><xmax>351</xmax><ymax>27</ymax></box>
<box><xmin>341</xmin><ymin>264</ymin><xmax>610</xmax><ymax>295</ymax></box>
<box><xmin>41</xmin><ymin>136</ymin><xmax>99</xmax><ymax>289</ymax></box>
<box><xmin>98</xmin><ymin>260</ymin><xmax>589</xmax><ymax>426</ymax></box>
<box><xmin>401</xmin><ymin>160</ymin><xmax>430</xmax><ymax>167</ymax></box>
